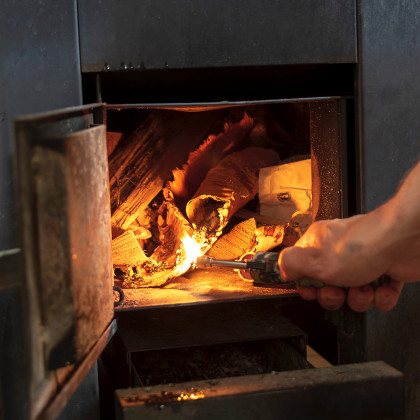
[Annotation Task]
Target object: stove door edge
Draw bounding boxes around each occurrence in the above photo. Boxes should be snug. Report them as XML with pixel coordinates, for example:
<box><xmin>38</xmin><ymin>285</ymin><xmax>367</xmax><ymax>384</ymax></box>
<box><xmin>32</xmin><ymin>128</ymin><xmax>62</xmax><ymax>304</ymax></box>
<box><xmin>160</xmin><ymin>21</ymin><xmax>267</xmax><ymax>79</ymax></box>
<box><xmin>13</xmin><ymin>104</ymin><xmax>114</xmax><ymax>419</ymax></box>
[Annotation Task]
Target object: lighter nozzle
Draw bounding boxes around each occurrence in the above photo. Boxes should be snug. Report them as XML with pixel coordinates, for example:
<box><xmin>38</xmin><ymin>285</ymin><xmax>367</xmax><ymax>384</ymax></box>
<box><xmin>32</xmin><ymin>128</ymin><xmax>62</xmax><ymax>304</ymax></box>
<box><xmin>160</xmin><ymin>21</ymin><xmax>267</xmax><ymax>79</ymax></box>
<box><xmin>195</xmin><ymin>256</ymin><xmax>247</xmax><ymax>270</ymax></box>
<box><xmin>196</xmin><ymin>256</ymin><xmax>211</xmax><ymax>269</ymax></box>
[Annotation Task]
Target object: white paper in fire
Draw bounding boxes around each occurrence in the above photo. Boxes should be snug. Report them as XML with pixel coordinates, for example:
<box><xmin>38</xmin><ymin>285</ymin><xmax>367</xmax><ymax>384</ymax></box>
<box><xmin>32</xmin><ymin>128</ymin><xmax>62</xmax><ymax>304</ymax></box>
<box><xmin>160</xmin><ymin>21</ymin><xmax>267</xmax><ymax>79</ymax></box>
<box><xmin>259</xmin><ymin>158</ymin><xmax>312</xmax><ymax>223</ymax></box>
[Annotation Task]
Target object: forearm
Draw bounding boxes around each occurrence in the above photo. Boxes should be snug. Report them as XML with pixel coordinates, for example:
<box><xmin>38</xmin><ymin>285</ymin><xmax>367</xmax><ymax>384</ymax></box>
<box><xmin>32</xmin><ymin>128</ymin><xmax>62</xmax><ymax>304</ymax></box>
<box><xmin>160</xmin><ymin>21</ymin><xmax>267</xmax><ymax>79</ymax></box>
<box><xmin>328</xmin><ymin>159</ymin><xmax>420</xmax><ymax>282</ymax></box>
<box><xmin>386</xmin><ymin>160</ymin><xmax>420</xmax><ymax>236</ymax></box>
<box><xmin>377</xmin><ymin>160</ymin><xmax>420</xmax><ymax>282</ymax></box>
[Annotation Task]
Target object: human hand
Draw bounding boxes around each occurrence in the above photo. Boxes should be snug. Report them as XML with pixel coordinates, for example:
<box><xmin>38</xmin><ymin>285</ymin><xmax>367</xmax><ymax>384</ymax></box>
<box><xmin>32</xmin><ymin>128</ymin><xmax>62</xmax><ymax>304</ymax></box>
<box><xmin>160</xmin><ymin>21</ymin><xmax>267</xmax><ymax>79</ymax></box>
<box><xmin>278</xmin><ymin>213</ymin><xmax>406</xmax><ymax>312</ymax></box>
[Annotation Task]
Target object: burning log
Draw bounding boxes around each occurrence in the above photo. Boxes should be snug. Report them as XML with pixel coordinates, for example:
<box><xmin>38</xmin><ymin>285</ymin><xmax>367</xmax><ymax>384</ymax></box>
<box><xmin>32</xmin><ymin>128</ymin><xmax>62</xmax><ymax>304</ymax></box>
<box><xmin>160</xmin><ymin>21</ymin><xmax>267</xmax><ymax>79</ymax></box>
<box><xmin>186</xmin><ymin>147</ymin><xmax>279</xmax><ymax>236</ymax></box>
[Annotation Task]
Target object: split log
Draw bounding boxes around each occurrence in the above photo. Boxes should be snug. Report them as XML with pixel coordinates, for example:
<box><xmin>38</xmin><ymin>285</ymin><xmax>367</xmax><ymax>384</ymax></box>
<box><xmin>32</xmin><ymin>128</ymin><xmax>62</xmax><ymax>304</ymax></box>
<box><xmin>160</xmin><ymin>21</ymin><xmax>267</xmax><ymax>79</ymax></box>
<box><xmin>186</xmin><ymin>147</ymin><xmax>279</xmax><ymax>237</ymax></box>
<box><xmin>207</xmin><ymin>218</ymin><xmax>257</xmax><ymax>260</ymax></box>
<box><xmin>112</xmin><ymin>231</ymin><xmax>147</xmax><ymax>268</ymax></box>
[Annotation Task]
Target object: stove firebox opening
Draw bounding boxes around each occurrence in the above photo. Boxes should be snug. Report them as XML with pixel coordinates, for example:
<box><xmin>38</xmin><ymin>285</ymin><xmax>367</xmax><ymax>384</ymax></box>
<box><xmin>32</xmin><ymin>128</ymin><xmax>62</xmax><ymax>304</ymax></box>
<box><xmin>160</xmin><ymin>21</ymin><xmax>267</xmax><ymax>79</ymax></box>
<box><xmin>106</xmin><ymin>100</ymin><xmax>345</xmax><ymax>309</ymax></box>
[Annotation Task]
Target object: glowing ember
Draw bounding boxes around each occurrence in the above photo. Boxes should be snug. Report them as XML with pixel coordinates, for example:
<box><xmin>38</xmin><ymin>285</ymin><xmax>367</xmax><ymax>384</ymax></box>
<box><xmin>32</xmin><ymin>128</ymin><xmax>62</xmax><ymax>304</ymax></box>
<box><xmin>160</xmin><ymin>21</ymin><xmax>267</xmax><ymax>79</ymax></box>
<box><xmin>176</xmin><ymin>390</ymin><xmax>205</xmax><ymax>401</ymax></box>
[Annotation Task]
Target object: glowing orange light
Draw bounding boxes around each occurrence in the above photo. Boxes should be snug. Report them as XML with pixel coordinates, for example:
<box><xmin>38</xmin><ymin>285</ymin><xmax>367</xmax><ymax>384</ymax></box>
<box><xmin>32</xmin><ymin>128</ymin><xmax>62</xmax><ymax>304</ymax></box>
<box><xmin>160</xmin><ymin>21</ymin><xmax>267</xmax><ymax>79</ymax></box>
<box><xmin>176</xmin><ymin>391</ymin><xmax>205</xmax><ymax>401</ymax></box>
<box><xmin>181</xmin><ymin>234</ymin><xmax>203</xmax><ymax>263</ymax></box>
<box><xmin>172</xmin><ymin>234</ymin><xmax>206</xmax><ymax>276</ymax></box>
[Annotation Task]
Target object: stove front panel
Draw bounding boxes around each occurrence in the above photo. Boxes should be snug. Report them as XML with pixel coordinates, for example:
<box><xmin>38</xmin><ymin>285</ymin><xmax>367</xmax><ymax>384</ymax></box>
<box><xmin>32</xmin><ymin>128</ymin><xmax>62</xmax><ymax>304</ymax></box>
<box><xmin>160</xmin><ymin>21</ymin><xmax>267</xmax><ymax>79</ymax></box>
<box><xmin>78</xmin><ymin>0</ymin><xmax>356</xmax><ymax>73</ymax></box>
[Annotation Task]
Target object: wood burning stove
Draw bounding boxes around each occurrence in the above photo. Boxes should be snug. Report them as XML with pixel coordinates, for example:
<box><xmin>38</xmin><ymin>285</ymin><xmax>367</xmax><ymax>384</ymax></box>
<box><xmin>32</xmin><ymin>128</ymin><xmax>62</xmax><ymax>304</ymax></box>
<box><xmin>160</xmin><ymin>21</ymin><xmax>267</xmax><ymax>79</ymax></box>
<box><xmin>2</xmin><ymin>1</ymin><xmax>420</xmax><ymax>419</ymax></box>
<box><xmin>12</xmin><ymin>92</ymin><xmax>400</xmax><ymax>419</ymax></box>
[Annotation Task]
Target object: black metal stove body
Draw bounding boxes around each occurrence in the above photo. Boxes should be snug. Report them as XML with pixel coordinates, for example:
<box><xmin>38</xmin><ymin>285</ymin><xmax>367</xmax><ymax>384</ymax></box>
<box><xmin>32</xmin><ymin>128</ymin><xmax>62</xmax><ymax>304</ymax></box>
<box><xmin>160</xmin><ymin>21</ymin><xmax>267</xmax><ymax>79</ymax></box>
<box><xmin>1</xmin><ymin>1</ymin><xmax>420</xmax><ymax>419</ymax></box>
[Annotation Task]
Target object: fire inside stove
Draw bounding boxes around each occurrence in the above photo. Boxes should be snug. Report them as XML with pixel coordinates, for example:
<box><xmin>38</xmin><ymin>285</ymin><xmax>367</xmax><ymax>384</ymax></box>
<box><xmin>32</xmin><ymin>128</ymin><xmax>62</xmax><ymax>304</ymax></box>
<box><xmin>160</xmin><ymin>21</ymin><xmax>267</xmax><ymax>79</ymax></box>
<box><xmin>107</xmin><ymin>103</ymin><xmax>316</xmax><ymax>306</ymax></box>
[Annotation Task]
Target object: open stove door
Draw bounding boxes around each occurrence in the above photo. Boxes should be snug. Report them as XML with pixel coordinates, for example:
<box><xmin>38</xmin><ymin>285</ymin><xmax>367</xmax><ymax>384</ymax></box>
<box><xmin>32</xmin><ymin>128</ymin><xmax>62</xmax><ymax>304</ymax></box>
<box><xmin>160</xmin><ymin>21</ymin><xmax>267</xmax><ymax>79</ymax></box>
<box><xmin>14</xmin><ymin>104</ymin><xmax>116</xmax><ymax>420</ymax></box>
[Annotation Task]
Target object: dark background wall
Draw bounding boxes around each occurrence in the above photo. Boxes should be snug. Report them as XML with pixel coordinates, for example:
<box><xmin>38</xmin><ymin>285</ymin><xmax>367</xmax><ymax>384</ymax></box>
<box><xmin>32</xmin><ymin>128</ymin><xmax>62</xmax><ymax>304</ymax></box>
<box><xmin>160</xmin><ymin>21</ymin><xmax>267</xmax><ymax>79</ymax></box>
<box><xmin>357</xmin><ymin>2</ymin><xmax>420</xmax><ymax>418</ymax></box>
<box><xmin>0</xmin><ymin>1</ymin><xmax>82</xmax><ymax>418</ymax></box>
<box><xmin>0</xmin><ymin>0</ymin><xmax>82</xmax><ymax>252</ymax></box>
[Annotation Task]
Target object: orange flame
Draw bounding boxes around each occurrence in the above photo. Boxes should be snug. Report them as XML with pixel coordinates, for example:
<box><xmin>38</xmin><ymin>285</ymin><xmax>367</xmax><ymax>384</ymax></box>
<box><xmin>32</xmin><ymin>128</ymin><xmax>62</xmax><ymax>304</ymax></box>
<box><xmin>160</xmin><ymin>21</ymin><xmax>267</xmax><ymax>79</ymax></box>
<box><xmin>182</xmin><ymin>234</ymin><xmax>203</xmax><ymax>263</ymax></box>
<box><xmin>172</xmin><ymin>234</ymin><xmax>206</xmax><ymax>276</ymax></box>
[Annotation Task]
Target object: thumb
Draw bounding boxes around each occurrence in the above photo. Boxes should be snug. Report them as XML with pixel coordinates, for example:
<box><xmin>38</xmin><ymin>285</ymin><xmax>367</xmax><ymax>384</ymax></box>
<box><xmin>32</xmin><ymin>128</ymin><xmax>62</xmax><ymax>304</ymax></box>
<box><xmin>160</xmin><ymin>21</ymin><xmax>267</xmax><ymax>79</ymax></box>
<box><xmin>279</xmin><ymin>246</ymin><xmax>319</xmax><ymax>282</ymax></box>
